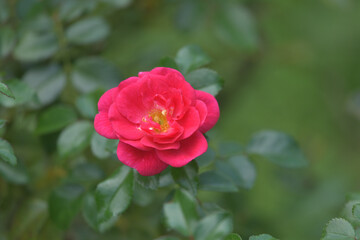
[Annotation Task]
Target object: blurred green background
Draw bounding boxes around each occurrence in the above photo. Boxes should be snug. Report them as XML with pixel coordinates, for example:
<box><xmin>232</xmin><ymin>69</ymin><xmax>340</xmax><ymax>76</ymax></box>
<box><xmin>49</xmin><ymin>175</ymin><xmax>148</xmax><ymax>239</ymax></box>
<box><xmin>1</xmin><ymin>0</ymin><xmax>360</xmax><ymax>239</ymax></box>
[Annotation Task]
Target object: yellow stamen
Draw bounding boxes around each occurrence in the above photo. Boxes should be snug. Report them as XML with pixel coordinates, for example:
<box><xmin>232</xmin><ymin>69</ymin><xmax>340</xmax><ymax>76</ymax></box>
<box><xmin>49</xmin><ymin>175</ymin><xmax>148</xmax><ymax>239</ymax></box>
<box><xmin>148</xmin><ymin>109</ymin><xmax>169</xmax><ymax>132</ymax></box>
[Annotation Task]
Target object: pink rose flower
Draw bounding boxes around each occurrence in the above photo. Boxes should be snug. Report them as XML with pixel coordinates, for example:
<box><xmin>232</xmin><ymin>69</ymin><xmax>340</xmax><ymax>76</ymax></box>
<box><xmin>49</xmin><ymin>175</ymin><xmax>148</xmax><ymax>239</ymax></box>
<box><xmin>94</xmin><ymin>67</ymin><xmax>220</xmax><ymax>176</ymax></box>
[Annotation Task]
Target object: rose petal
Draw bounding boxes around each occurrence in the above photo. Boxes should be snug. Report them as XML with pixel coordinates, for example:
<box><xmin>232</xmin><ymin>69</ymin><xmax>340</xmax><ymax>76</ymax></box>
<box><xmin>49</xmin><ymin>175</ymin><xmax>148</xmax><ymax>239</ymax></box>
<box><xmin>195</xmin><ymin>100</ymin><xmax>207</xmax><ymax>127</ymax></box>
<box><xmin>120</xmin><ymin>138</ymin><xmax>152</xmax><ymax>151</ymax></box>
<box><xmin>116</xmin><ymin>81</ymin><xmax>148</xmax><ymax>123</ymax></box>
<box><xmin>156</xmin><ymin>131</ymin><xmax>208</xmax><ymax>167</ymax></box>
<box><xmin>195</xmin><ymin>90</ymin><xmax>220</xmax><ymax>133</ymax></box>
<box><xmin>148</xmin><ymin>67</ymin><xmax>196</xmax><ymax>107</ymax></box>
<box><xmin>98</xmin><ymin>87</ymin><xmax>118</xmax><ymax>112</ymax></box>
<box><xmin>177</xmin><ymin>107</ymin><xmax>200</xmax><ymax>139</ymax></box>
<box><xmin>152</xmin><ymin>121</ymin><xmax>184</xmax><ymax>144</ymax></box>
<box><xmin>141</xmin><ymin>136</ymin><xmax>180</xmax><ymax>150</ymax></box>
<box><xmin>94</xmin><ymin>111</ymin><xmax>117</xmax><ymax>139</ymax></box>
<box><xmin>118</xmin><ymin>76</ymin><xmax>139</xmax><ymax>92</ymax></box>
<box><xmin>117</xmin><ymin>142</ymin><xmax>168</xmax><ymax>176</ymax></box>
<box><xmin>108</xmin><ymin>104</ymin><xmax>144</xmax><ymax>140</ymax></box>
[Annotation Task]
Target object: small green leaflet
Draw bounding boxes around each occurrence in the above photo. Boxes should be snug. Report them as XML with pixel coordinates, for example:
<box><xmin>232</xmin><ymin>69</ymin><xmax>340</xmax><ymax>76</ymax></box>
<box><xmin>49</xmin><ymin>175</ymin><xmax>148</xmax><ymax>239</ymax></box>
<box><xmin>57</xmin><ymin>121</ymin><xmax>93</xmax><ymax>158</ymax></box>
<box><xmin>0</xmin><ymin>81</ymin><xmax>15</xmax><ymax>99</ymax></box>
<box><xmin>95</xmin><ymin>166</ymin><xmax>133</xmax><ymax>225</ymax></box>
<box><xmin>193</xmin><ymin>211</ymin><xmax>233</xmax><ymax>240</ymax></box>
<box><xmin>321</xmin><ymin>218</ymin><xmax>355</xmax><ymax>240</ymax></box>
<box><xmin>175</xmin><ymin>45</ymin><xmax>211</xmax><ymax>74</ymax></box>
<box><xmin>247</xmin><ymin>130</ymin><xmax>308</xmax><ymax>168</ymax></box>
<box><xmin>163</xmin><ymin>189</ymin><xmax>199</xmax><ymax>236</ymax></box>
<box><xmin>0</xmin><ymin>138</ymin><xmax>17</xmax><ymax>165</ymax></box>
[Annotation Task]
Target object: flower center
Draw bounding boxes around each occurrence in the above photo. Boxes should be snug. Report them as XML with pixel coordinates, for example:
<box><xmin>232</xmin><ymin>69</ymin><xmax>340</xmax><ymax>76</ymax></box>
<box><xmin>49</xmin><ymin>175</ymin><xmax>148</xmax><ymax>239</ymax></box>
<box><xmin>142</xmin><ymin>109</ymin><xmax>169</xmax><ymax>133</ymax></box>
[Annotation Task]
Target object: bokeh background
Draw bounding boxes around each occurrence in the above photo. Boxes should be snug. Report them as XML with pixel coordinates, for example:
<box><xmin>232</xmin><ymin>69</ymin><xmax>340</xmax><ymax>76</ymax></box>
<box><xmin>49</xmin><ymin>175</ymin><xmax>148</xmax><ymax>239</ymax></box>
<box><xmin>1</xmin><ymin>0</ymin><xmax>360</xmax><ymax>239</ymax></box>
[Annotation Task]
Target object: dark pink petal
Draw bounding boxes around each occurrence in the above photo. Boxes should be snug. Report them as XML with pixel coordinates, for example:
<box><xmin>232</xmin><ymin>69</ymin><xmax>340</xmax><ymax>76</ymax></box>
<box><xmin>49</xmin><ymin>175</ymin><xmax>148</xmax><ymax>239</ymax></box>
<box><xmin>152</xmin><ymin>121</ymin><xmax>184</xmax><ymax>144</ymax></box>
<box><xmin>141</xmin><ymin>136</ymin><xmax>180</xmax><ymax>150</ymax></box>
<box><xmin>148</xmin><ymin>67</ymin><xmax>196</xmax><ymax>106</ymax></box>
<box><xmin>115</xmin><ymin>81</ymin><xmax>148</xmax><ymax>123</ymax></box>
<box><xmin>117</xmin><ymin>142</ymin><xmax>168</xmax><ymax>176</ymax></box>
<box><xmin>117</xmin><ymin>76</ymin><xmax>139</xmax><ymax>92</ymax></box>
<box><xmin>195</xmin><ymin>90</ymin><xmax>220</xmax><ymax>133</ymax></box>
<box><xmin>177</xmin><ymin>107</ymin><xmax>200</xmax><ymax>139</ymax></box>
<box><xmin>120</xmin><ymin>138</ymin><xmax>152</xmax><ymax>151</ymax></box>
<box><xmin>156</xmin><ymin>131</ymin><xmax>208</xmax><ymax>167</ymax></box>
<box><xmin>195</xmin><ymin>100</ymin><xmax>207</xmax><ymax>127</ymax></box>
<box><xmin>98</xmin><ymin>87</ymin><xmax>117</xmax><ymax>112</ymax></box>
<box><xmin>108</xmin><ymin>104</ymin><xmax>144</xmax><ymax>140</ymax></box>
<box><xmin>164</xmin><ymin>89</ymin><xmax>186</xmax><ymax>120</ymax></box>
<box><xmin>94</xmin><ymin>111</ymin><xmax>117</xmax><ymax>139</ymax></box>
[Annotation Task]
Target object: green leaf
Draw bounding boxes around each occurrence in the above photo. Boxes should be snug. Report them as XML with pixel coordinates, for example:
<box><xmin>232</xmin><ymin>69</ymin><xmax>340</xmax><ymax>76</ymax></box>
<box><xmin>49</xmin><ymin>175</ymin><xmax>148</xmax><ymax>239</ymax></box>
<box><xmin>134</xmin><ymin>170</ymin><xmax>159</xmax><ymax>190</ymax></box>
<box><xmin>247</xmin><ymin>130</ymin><xmax>308</xmax><ymax>168</ymax></box>
<box><xmin>36</xmin><ymin>105</ymin><xmax>77</xmax><ymax>135</ymax></box>
<box><xmin>0</xmin><ymin>81</ymin><xmax>15</xmax><ymax>99</ymax></box>
<box><xmin>175</xmin><ymin>45</ymin><xmax>211</xmax><ymax>74</ymax></box>
<box><xmin>71</xmin><ymin>57</ymin><xmax>121</xmax><ymax>93</ymax></box>
<box><xmin>194</xmin><ymin>211</ymin><xmax>233</xmax><ymax>240</ymax></box>
<box><xmin>0</xmin><ymin>138</ymin><xmax>17</xmax><ymax>165</ymax></box>
<box><xmin>185</xmin><ymin>68</ymin><xmax>223</xmax><ymax>96</ymax></box>
<box><xmin>14</xmin><ymin>31</ymin><xmax>58</xmax><ymax>62</ymax></box>
<box><xmin>90</xmin><ymin>132</ymin><xmax>118</xmax><ymax>159</ymax></box>
<box><xmin>353</xmin><ymin>204</ymin><xmax>360</xmax><ymax>221</ymax></box>
<box><xmin>196</xmin><ymin>148</ymin><xmax>216</xmax><ymax>168</ymax></box>
<box><xmin>218</xmin><ymin>141</ymin><xmax>243</xmax><ymax>158</ymax></box>
<box><xmin>0</xmin><ymin>79</ymin><xmax>35</xmax><ymax>107</ymax></box>
<box><xmin>59</xmin><ymin>0</ymin><xmax>96</xmax><ymax>22</ymax></box>
<box><xmin>321</xmin><ymin>218</ymin><xmax>355</xmax><ymax>240</ymax></box>
<box><xmin>215</xmin><ymin>3</ymin><xmax>259</xmax><ymax>50</ymax></box>
<box><xmin>249</xmin><ymin>234</ymin><xmax>278</xmax><ymax>240</ymax></box>
<box><xmin>216</xmin><ymin>155</ymin><xmax>256</xmax><ymax>189</ymax></box>
<box><xmin>70</xmin><ymin>163</ymin><xmax>104</xmax><ymax>187</ymax></box>
<box><xmin>66</xmin><ymin>17</ymin><xmax>110</xmax><ymax>45</ymax></box>
<box><xmin>0</xmin><ymin>161</ymin><xmax>28</xmax><ymax>184</ymax></box>
<box><xmin>95</xmin><ymin>166</ymin><xmax>133</xmax><ymax>225</ymax></box>
<box><xmin>199</xmin><ymin>171</ymin><xmax>238</xmax><ymax>192</ymax></box>
<box><xmin>171</xmin><ymin>161</ymin><xmax>199</xmax><ymax>195</ymax></box>
<box><xmin>82</xmin><ymin>193</ymin><xmax>118</xmax><ymax>233</ymax></box>
<box><xmin>163</xmin><ymin>189</ymin><xmax>199</xmax><ymax>236</ymax></box>
<box><xmin>99</xmin><ymin>0</ymin><xmax>132</xmax><ymax>9</ymax></box>
<box><xmin>76</xmin><ymin>92</ymin><xmax>99</xmax><ymax>119</ymax></box>
<box><xmin>0</xmin><ymin>27</ymin><xmax>16</xmax><ymax>58</ymax></box>
<box><xmin>49</xmin><ymin>183</ymin><xmax>85</xmax><ymax>229</ymax></box>
<box><xmin>23</xmin><ymin>64</ymin><xmax>66</xmax><ymax>106</ymax></box>
<box><xmin>132</xmin><ymin>180</ymin><xmax>154</xmax><ymax>206</ymax></box>
<box><xmin>225</xmin><ymin>233</ymin><xmax>242</xmax><ymax>240</ymax></box>
<box><xmin>342</xmin><ymin>200</ymin><xmax>360</xmax><ymax>225</ymax></box>
<box><xmin>158</xmin><ymin>57</ymin><xmax>179</xmax><ymax>70</ymax></box>
<box><xmin>57</xmin><ymin>121</ymin><xmax>93</xmax><ymax>158</ymax></box>
<box><xmin>10</xmin><ymin>199</ymin><xmax>47</xmax><ymax>240</ymax></box>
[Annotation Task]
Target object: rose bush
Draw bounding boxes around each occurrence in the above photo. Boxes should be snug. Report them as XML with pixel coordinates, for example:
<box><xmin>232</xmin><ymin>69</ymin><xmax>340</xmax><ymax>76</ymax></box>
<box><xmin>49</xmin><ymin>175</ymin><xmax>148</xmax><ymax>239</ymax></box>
<box><xmin>94</xmin><ymin>67</ymin><xmax>219</xmax><ymax>176</ymax></box>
